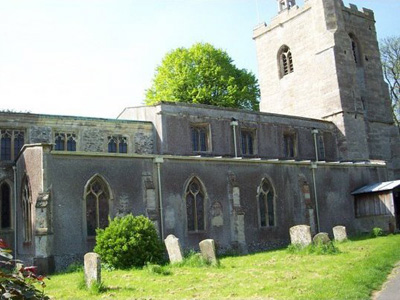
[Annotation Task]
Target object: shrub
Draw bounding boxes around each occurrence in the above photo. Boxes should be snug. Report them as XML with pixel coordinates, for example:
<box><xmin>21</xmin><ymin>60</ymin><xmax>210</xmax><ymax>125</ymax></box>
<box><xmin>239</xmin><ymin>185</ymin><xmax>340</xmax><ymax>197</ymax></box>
<box><xmin>0</xmin><ymin>239</ymin><xmax>49</xmax><ymax>299</ymax></box>
<box><xmin>371</xmin><ymin>227</ymin><xmax>383</xmax><ymax>238</ymax></box>
<box><xmin>94</xmin><ymin>214</ymin><xmax>164</xmax><ymax>269</ymax></box>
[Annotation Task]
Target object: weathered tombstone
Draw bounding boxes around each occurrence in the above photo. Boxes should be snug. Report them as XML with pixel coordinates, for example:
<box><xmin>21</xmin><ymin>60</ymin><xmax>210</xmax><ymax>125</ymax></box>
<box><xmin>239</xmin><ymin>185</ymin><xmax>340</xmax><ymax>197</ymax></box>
<box><xmin>199</xmin><ymin>239</ymin><xmax>218</xmax><ymax>265</ymax></box>
<box><xmin>333</xmin><ymin>225</ymin><xmax>347</xmax><ymax>242</ymax></box>
<box><xmin>84</xmin><ymin>252</ymin><xmax>101</xmax><ymax>287</ymax></box>
<box><xmin>164</xmin><ymin>234</ymin><xmax>183</xmax><ymax>263</ymax></box>
<box><xmin>289</xmin><ymin>225</ymin><xmax>312</xmax><ymax>247</ymax></box>
<box><xmin>313</xmin><ymin>232</ymin><xmax>331</xmax><ymax>245</ymax></box>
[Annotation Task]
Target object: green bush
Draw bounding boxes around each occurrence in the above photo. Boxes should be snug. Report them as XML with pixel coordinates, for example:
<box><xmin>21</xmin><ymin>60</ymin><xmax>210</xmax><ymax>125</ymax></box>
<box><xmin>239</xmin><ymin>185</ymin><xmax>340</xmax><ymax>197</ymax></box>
<box><xmin>371</xmin><ymin>227</ymin><xmax>383</xmax><ymax>238</ymax></box>
<box><xmin>94</xmin><ymin>214</ymin><xmax>164</xmax><ymax>269</ymax></box>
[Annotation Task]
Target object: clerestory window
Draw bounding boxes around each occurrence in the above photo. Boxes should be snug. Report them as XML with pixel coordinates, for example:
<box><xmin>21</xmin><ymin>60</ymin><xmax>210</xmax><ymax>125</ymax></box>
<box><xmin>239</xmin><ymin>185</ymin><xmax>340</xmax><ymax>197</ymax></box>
<box><xmin>241</xmin><ymin>130</ymin><xmax>255</xmax><ymax>156</ymax></box>
<box><xmin>0</xmin><ymin>130</ymin><xmax>24</xmax><ymax>161</ymax></box>
<box><xmin>108</xmin><ymin>136</ymin><xmax>128</xmax><ymax>153</ymax></box>
<box><xmin>191</xmin><ymin>125</ymin><xmax>210</xmax><ymax>152</ymax></box>
<box><xmin>283</xmin><ymin>133</ymin><xmax>297</xmax><ymax>158</ymax></box>
<box><xmin>54</xmin><ymin>132</ymin><xmax>76</xmax><ymax>151</ymax></box>
<box><xmin>278</xmin><ymin>45</ymin><xmax>294</xmax><ymax>78</ymax></box>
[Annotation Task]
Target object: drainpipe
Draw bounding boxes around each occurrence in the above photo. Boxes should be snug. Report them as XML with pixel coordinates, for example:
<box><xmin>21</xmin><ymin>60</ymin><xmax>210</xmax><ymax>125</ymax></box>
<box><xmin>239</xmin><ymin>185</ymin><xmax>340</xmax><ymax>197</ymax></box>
<box><xmin>311</xmin><ymin>129</ymin><xmax>320</xmax><ymax>232</ymax></box>
<box><xmin>12</xmin><ymin>165</ymin><xmax>17</xmax><ymax>259</ymax></box>
<box><xmin>154</xmin><ymin>157</ymin><xmax>164</xmax><ymax>240</ymax></box>
<box><xmin>230</xmin><ymin>118</ymin><xmax>239</xmax><ymax>158</ymax></box>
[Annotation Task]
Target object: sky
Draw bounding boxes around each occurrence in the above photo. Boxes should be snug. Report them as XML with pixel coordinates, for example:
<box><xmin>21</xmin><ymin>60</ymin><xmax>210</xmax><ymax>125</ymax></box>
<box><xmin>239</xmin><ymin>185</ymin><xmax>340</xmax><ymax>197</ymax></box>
<box><xmin>0</xmin><ymin>0</ymin><xmax>399</xmax><ymax>118</ymax></box>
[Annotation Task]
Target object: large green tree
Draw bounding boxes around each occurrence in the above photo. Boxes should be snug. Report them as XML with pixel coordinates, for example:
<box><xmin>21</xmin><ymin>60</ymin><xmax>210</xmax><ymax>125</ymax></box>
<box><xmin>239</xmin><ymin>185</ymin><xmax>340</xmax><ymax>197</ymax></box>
<box><xmin>145</xmin><ymin>43</ymin><xmax>260</xmax><ymax>110</ymax></box>
<box><xmin>380</xmin><ymin>36</ymin><xmax>400</xmax><ymax>128</ymax></box>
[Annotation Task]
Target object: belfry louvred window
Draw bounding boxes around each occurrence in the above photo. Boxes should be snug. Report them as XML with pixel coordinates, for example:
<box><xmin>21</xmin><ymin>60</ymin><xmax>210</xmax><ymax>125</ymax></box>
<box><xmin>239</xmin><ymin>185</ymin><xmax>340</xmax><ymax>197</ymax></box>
<box><xmin>278</xmin><ymin>45</ymin><xmax>294</xmax><ymax>78</ymax></box>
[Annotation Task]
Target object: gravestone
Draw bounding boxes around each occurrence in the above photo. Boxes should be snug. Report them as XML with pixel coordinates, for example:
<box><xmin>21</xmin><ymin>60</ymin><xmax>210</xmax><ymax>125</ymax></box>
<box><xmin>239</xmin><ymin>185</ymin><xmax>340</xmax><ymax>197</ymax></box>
<box><xmin>164</xmin><ymin>234</ymin><xmax>183</xmax><ymax>263</ymax></box>
<box><xmin>84</xmin><ymin>252</ymin><xmax>101</xmax><ymax>287</ymax></box>
<box><xmin>313</xmin><ymin>232</ymin><xmax>331</xmax><ymax>245</ymax></box>
<box><xmin>333</xmin><ymin>226</ymin><xmax>347</xmax><ymax>242</ymax></box>
<box><xmin>199</xmin><ymin>239</ymin><xmax>218</xmax><ymax>265</ymax></box>
<box><xmin>289</xmin><ymin>225</ymin><xmax>312</xmax><ymax>247</ymax></box>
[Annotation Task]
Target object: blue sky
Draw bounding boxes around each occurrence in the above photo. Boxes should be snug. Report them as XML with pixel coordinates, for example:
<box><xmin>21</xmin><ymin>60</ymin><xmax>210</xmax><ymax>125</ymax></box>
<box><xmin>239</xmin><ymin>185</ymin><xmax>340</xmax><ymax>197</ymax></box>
<box><xmin>0</xmin><ymin>0</ymin><xmax>398</xmax><ymax>118</ymax></box>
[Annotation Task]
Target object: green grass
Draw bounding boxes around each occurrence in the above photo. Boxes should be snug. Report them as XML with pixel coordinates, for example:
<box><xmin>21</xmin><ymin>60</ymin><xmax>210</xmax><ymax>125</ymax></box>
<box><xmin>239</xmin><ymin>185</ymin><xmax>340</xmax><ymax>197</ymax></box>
<box><xmin>45</xmin><ymin>234</ymin><xmax>400</xmax><ymax>299</ymax></box>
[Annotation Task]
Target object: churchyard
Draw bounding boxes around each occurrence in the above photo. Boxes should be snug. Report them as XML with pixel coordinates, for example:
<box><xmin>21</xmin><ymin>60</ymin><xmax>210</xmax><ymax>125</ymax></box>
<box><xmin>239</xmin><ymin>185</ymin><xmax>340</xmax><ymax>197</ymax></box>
<box><xmin>45</xmin><ymin>233</ymin><xmax>400</xmax><ymax>299</ymax></box>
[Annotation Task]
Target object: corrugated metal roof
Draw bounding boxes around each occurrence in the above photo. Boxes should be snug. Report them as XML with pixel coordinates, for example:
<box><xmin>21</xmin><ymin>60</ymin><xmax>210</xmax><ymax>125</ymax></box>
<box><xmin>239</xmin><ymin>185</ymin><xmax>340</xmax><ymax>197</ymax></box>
<box><xmin>351</xmin><ymin>180</ymin><xmax>400</xmax><ymax>195</ymax></box>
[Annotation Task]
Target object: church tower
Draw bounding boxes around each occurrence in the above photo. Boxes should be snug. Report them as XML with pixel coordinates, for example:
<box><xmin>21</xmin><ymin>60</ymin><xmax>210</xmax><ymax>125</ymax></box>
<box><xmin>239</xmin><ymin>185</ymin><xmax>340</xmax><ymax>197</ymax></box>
<box><xmin>253</xmin><ymin>0</ymin><xmax>400</xmax><ymax>177</ymax></box>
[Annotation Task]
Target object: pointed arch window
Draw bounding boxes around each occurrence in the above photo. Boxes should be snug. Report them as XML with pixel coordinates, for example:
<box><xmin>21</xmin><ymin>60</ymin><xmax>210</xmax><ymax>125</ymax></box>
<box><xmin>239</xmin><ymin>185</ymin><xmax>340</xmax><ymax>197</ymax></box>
<box><xmin>186</xmin><ymin>177</ymin><xmax>205</xmax><ymax>232</ymax></box>
<box><xmin>278</xmin><ymin>45</ymin><xmax>294</xmax><ymax>78</ymax></box>
<box><xmin>0</xmin><ymin>130</ymin><xmax>25</xmax><ymax>161</ymax></box>
<box><xmin>258</xmin><ymin>178</ymin><xmax>275</xmax><ymax>227</ymax></box>
<box><xmin>21</xmin><ymin>177</ymin><xmax>32</xmax><ymax>242</ymax></box>
<box><xmin>84</xmin><ymin>175</ymin><xmax>111</xmax><ymax>237</ymax></box>
<box><xmin>108</xmin><ymin>136</ymin><xmax>128</xmax><ymax>153</ymax></box>
<box><xmin>0</xmin><ymin>182</ymin><xmax>11</xmax><ymax>229</ymax></box>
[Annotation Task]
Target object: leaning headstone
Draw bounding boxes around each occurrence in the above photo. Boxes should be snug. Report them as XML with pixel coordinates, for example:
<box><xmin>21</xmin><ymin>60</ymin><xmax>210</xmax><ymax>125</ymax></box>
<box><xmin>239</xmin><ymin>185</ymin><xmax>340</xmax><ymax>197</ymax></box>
<box><xmin>84</xmin><ymin>252</ymin><xmax>101</xmax><ymax>287</ymax></box>
<box><xmin>289</xmin><ymin>225</ymin><xmax>312</xmax><ymax>247</ymax></box>
<box><xmin>333</xmin><ymin>226</ymin><xmax>347</xmax><ymax>242</ymax></box>
<box><xmin>199</xmin><ymin>239</ymin><xmax>218</xmax><ymax>265</ymax></box>
<box><xmin>164</xmin><ymin>234</ymin><xmax>183</xmax><ymax>263</ymax></box>
<box><xmin>313</xmin><ymin>232</ymin><xmax>331</xmax><ymax>245</ymax></box>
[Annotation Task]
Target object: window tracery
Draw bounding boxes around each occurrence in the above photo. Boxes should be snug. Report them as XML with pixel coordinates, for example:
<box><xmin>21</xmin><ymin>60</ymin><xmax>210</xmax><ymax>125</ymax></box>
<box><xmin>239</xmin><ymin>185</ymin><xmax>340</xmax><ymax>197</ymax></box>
<box><xmin>54</xmin><ymin>132</ymin><xmax>76</xmax><ymax>151</ymax></box>
<box><xmin>21</xmin><ymin>177</ymin><xmax>32</xmax><ymax>242</ymax></box>
<box><xmin>0</xmin><ymin>130</ymin><xmax>24</xmax><ymax>161</ymax></box>
<box><xmin>185</xmin><ymin>177</ymin><xmax>205</xmax><ymax>232</ymax></box>
<box><xmin>258</xmin><ymin>178</ymin><xmax>275</xmax><ymax>227</ymax></box>
<box><xmin>108</xmin><ymin>136</ymin><xmax>128</xmax><ymax>153</ymax></box>
<box><xmin>84</xmin><ymin>175</ymin><xmax>111</xmax><ymax>237</ymax></box>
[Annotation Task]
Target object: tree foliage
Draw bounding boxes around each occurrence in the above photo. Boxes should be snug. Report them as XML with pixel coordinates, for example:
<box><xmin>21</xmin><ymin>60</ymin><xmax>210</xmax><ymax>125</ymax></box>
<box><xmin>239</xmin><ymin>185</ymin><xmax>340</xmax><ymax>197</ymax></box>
<box><xmin>380</xmin><ymin>36</ymin><xmax>400</xmax><ymax>128</ymax></box>
<box><xmin>145</xmin><ymin>43</ymin><xmax>260</xmax><ymax>110</ymax></box>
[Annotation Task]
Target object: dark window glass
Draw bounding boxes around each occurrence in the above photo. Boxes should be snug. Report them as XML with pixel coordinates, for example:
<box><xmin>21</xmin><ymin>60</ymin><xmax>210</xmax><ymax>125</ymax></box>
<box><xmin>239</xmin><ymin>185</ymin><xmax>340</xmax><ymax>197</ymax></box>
<box><xmin>67</xmin><ymin>134</ymin><xmax>76</xmax><ymax>151</ymax></box>
<box><xmin>119</xmin><ymin>138</ymin><xmax>128</xmax><ymax>153</ymax></box>
<box><xmin>259</xmin><ymin>193</ymin><xmax>266</xmax><ymax>227</ymax></box>
<box><xmin>259</xmin><ymin>179</ymin><xmax>275</xmax><ymax>227</ymax></box>
<box><xmin>85</xmin><ymin>177</ymin><xmax>110</xmax><ymax>237</ymax></box>
<box><xmin>55</xmin><ymin>134</ymin><xmax>65</xmax><ymax>151</ymax></box>
<box><xmin>318</xmin><ymin>136</ymin><xmax>325</xmax><ymax>160</ymax></box>
<box><xmin>191</xmin><ymin>126</ymin><xmax>208</xmax><ymax>152</ymax></box>
<box><xmin>1</xmin><ymin>134</ymin><xmax>11</xmax><ymax>161</ymax></box>
<box><xmin>186</xmin><ymin>193</ymin><xmax>195</xmax><ymax>232</ymax></box>
<box><xmin>1</xmin><ymin>183</ymin><xmax>11</xmax><ymax>229</ymax></box>
<box><xmin>108</xmin><ymin>137</ymin><xmax>117</xmax><ymax>153</ymax></box>
<box><xmin>284</xmin><ymin>134</ymin><xmax>295</xmax><ymax>158</ymax></box>
<box><xmin>86</xmin><ymin>194</ymin><xmax>97</xmax><ymax>236</ymax></box>
<box><xmin>241</xmin><ymin>131</ymin><xmax>254</xmax><ymax>155</ymax></box>
<box><xmin>14</xmin><ymin>132</ymin><xmax>24</xmax><ymax>157</ymax></box>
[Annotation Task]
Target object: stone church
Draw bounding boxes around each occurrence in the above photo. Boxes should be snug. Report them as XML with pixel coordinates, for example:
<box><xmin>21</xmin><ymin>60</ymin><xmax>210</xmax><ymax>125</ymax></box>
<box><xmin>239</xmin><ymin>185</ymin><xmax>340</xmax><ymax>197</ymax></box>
<box><xmin>0</xmin><ymin>0</ymin><xmax>399</xmax><ymax>273</ymax></box>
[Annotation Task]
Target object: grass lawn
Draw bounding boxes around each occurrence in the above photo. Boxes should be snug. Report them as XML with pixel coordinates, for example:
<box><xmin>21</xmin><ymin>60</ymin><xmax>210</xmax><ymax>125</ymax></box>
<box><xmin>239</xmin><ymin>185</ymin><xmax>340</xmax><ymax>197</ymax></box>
<box><xmin>45</xmin><ymin>234</ymin><xmax>400</xmax><ymax>299</ymax></box>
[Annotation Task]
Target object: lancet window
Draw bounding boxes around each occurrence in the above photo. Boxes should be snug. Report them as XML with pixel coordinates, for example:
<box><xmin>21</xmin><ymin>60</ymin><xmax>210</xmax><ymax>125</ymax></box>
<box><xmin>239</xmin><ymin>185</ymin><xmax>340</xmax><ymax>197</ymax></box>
<box><xmin>258</xmin><ymin>178</ymin><xmax>275</xmax><ymax>227</ymax></box>
<box><xmin>185</xmin><ymin>177</ymin><xmax>205</xmax><ymax>232</ymax></box>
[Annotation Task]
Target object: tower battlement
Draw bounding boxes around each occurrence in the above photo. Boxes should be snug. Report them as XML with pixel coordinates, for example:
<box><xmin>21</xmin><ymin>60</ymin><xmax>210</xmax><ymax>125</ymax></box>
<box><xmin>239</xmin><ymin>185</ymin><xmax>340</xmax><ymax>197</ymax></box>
<box><xmin>342</xmin><ymin>3</ymin><xmax>374</xmax><ymax>20</ymax></box>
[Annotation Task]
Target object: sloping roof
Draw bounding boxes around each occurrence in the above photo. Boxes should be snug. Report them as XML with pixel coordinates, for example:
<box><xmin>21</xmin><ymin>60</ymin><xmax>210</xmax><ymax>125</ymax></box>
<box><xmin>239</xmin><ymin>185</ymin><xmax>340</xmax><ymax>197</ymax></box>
<box><xmin>351</xmin><ymin>180</ymin><xmax>400</xmax><ymax>195</ymax></box>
